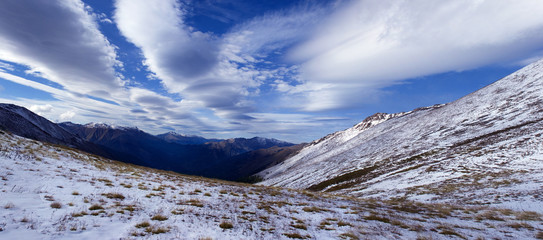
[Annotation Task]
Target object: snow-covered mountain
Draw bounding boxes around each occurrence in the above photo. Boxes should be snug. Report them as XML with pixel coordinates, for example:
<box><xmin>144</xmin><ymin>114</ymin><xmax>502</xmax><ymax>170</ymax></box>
<box><xmin>2</xmin><ymin>129</ymin><xmax>541</xmax><ymax>239</ymax></box>
<box><xmin>259</xmin><ymin>59</ymin><xmax>543</xmax><ymax>210</ymax></box>
<box><xmin>156</xmin><ymin>132</ymin><xmax>222</xmax><ymax>145</ymax></box>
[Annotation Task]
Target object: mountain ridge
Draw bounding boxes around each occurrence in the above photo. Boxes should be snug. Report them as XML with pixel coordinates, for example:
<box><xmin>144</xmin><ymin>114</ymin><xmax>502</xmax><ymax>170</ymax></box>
<box><xmin>258</xmin><ymin>59</ymin><xmax>543</xmax><ymax>209</ymax></box>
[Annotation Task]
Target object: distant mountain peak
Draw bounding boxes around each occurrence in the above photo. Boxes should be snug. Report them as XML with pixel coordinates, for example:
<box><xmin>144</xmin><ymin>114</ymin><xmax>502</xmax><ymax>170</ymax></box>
<box><xmin>83</xmin><ymin>122</ymin><xmax>138</xmax><ymax>131</ymax></box>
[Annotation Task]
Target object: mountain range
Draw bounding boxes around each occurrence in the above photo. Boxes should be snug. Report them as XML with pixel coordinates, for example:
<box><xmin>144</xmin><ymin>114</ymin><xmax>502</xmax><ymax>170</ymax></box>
<box><xmin>0</xmin><ymin>103</ymin><xmax>298</xmax><ymax>181</ymax></box>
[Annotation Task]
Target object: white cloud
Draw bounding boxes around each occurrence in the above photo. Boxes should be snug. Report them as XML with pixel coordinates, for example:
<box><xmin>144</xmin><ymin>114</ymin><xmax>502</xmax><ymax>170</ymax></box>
<box><xmin>59</xmin><ymin>111</ymin><xmax>76</xmax><ymax>121</ymax></box>
<box><xmin>114</xmin><ymin>0</ymin><xmax>218</xmax><ymax>83</ymax></box>
<box><xmin>0</xmin><ymin>0</ymin><xmax>122</xmax><ymax>97</ymax></box>
<box><xmin>0</xmin><ymin>62</ymin><xmax>14</xmax><ymax>72</ymax></box>
<box><xmin>114</xmin><ymin>0</ymin><xmax>266</xmax><ymax>120</ymax></box>
<box><xmin>29</xmin><ymin>104</ymin><xmax>53</xmax><ymax>115</ymax></box>
<box><xmin>284</xmin><ymin>0</ymin><xmax>543</xmax><ymax>111</ymax></box>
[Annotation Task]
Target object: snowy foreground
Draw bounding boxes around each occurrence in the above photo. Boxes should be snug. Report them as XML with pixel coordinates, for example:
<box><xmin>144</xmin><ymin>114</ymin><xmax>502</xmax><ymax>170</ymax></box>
<box><xmin>1</xmin><ymin>131</ymin><xmax>542</xmax><ymax>239</ymax></box>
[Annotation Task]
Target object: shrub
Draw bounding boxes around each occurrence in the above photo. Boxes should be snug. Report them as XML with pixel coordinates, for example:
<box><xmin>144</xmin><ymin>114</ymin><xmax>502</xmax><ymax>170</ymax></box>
<box><xmin>151</xmin><ymin>214</ymin><xmax>168</xmax><ymax>221</ymax></box>
<box><xmin>89</xmin><ymin>204</ymin><xmax>104</xmax><ymax>210</ymax></box>
<box><xmin>219</xmin><ymin>221</ymin><xmax>234</xmax><ymax>229</ymax></box>
<box><xmin>291</xmin><ymin>224</ymin><xmax>307</xmax><ymax>230</ymax></box>
<box><xmin>135</xmin><ymin>222</ymin><xmax>150</xmax><ymax>228</ymax></box>
<box><xmin>364</xmin><ymin>214</ymin><xmax>390</xmax><ymax>223</ymax></box>
<box><xmin>302</xmin><ymin>206</ymin><xmax>323</xmax><ymax>212</ymax></box>
<box><xmin>102</xmin><ymin>192</ymin><xmax>125</xmax><ymax>200</ymax></box>
<box><xmin>283</xmin><ymin>233</ymin><xmax>307</xmax><ymax>239</ymax></box>
<box><xmin>50</xmin><ymin>202</ymin><xmax>62</xmax><ymax>209</ymax></box>
<box><xmin>145</xmin><ymin>226</ymin><xmax>169</xmax><ymax>234</ymax></box>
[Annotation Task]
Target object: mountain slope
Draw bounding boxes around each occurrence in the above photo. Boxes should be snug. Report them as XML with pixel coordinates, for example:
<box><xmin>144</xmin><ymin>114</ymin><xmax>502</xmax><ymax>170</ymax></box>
<box><xmin>0</xmin><ymin>104</ymin><xmax>115</xmax><ymax>158</ymax></box>
<box><xmin>1</xmin><ymin>130</ymin><xmax>541</xmax><ymax>239</ymax></box>
<box><xmin>0</xmin><ymin>104</ymin><xmax>81</xmax><ymax>146</ymax></box>
<box><xmin>259</xmin><ymin>59</ymin><xmax>543</xmax><ymax>209</ymax></box>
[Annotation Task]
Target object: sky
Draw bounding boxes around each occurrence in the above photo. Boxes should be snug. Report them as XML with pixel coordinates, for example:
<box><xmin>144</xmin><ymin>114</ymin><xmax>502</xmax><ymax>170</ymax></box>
<box><xmin>0</xmin><ymin>0</ymin><xmax>543</xmax><ymax>143</ymax></box>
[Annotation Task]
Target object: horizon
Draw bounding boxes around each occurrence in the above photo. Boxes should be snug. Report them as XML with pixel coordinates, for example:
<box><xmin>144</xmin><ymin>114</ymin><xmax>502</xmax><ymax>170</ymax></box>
<box><xmin>1</xmin><ymin>0</ymin><xmax>543</xmax><ymax>143</ymax></box>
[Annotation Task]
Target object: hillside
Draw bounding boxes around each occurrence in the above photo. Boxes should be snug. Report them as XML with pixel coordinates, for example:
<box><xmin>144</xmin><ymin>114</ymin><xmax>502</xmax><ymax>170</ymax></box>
<box><xmin>258</xmin><ymin>59</ymin><xmax>543</xmax><ymax>211</ymax></box>
<box><xmin>1</xmin><ymin>130</ymin><xmax>542</xmax><ymax>239</ymax></box>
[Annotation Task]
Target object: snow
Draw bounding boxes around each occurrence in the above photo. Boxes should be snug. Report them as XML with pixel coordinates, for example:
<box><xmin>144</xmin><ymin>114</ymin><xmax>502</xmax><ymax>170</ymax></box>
<box><xmin>1</xmin><ymin>131</ymin><xmax>542</xmax><ymax>239</ymax></box>
<box><xmin>258</xmin><ymin>58</ymin><xmax>543</xmax><ymax>213</ymax></box>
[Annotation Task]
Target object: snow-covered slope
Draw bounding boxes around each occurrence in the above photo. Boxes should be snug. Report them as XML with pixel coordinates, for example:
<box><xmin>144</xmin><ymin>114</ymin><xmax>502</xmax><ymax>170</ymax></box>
<box><xmin>1</xmin><ymin>130</ymin><xmax>542</xmax><ymax>239</ymax></box>
<box><xmin>258</xmin><ymin>59</ymin><xmax>543</xmax><ymax>209</ymax></box>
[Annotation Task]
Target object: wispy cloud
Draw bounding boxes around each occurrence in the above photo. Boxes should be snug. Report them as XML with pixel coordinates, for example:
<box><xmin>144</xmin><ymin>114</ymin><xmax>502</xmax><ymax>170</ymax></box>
<box><xmin>1</xmin><ymin>0</ymin><xmax>543</xmax><ymax>143</ymax></box>
<box><xmin>283</xmin><ymin>0</ymin><xmax>543</xmax><ymax>111</ymax></box>
<box><xmin>0</xmin><ymin>0</ymin><xmax>122</xmax><ymax>98</ymax></box>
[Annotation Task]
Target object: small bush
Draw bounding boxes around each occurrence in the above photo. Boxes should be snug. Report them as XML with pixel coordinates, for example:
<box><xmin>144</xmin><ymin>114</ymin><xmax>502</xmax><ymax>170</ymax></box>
<box><xmin>219</xmin><ymin>221</ymin><xmax>234</xmax><ymax>229</ymax></box>
<box><xmin>171</xmin><ymin>209</ymin><xmax>184</xmax><ymax>215</ymax></box>
<box><xmin>135</xmin><ymin>221</ymin><xmax>150</xmax><ymax>228</ymax></box>
<box><xmin>145</xmin><ymin>226</ymin><xmax>169</xmax><ymax>234</ymax></box>
<box><xmin>302</xmin><ymin>206</ymin><xmax>323</xmax><ymax>212</ymax></box>
<box><xmin>151</xmin><ymin>214</ymin><xmax>168</xmax><ymax>221</ymax></box>
<box><xmin>364</xmin><ymin>214</ymin><xmax>390</xmax><ymax>223</ymax></box>
<box><xmin>283</xmin><ymin>233</ymin><xmax>307</xmax><ymax>239</ymax></box>
<box><xmin>102</xmin><ymin>192</ymin><xmax>125</xmax><ymax>200</ymax></box>
<box><xmin>71</xmin><ymin>211</ymin><xmax>88</xmax><ymax>217</ymax></box>
<box><xmin>89</xmin><ymin>204</ymin><xmax>104</xmax><ymax>210</ymax></box>
<box><xmin>50</xmin><ymin>202</ymin><xmax>62</xmax><ymax>209</ymax></box>
<box><xmin>291</xmin><ymin>224</ymin><xmax>307</xmax><ymax>230</ymax></box>
<box><xmin>72</xmin><ymin>191</ymin><xmax>80</xmax><ymax>196</ymax></box>
<box><xmin>124</xmin><ymin>205</ymin><xmax>136</xmax><ymax>212</ymax></box>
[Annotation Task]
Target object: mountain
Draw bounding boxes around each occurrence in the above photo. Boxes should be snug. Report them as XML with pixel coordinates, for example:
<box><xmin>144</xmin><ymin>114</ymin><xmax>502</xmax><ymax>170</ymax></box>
<box><xmin>204</xmin><ymin>144</ymin><xmax>306</xmax><ymax>182</ymax></box>
<box><xmin>0</xmin><ymin>104</ymin><xmax>116</xmax><ymax>158</ymax></box>
<box><xmin>156</xmin><ymin>132</ymin><xmax>222</xmax><ymax>145</ymax></box>
<box><xmin>59</xmin><ymin>122</ymin><xmax>184</xmax><ymax>168</ymax></box>
<box><xmin>0</xmin><ymin>106</ymin><xmax>295</xmax><ymax>181</ymax></box>
<box><xmin>205</xmin><ymin>137</ymin><xmax>294</xmax><ymax>157</ymax></box>
<box><xmin>0</xmin><ymin>104</ymin><xmax>82</xmax><ymax>146</ymax></box>
<box><xmin>259</xmin><ymin>59</ymin><xmax>543</xmax><ymax>209</ymax></box>
<box><xmin>59</xmin><ymin>122</ymin><xmax>294</xmax><ymax>180</ymax></box>
<box><xmin>3</xmin><ymin>128</ymin><xmax>540</xmax><ymax>239</ymax></box>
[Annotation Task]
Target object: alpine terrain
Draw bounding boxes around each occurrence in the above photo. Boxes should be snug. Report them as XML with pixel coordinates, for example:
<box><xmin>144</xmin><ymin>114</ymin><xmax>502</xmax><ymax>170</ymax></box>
<box><xmin>2</xmin><ymin>128</ymin><xmax>542</xmax><ymax>239</ymax></box>
<box><xmin>258</xmin><ymin>58</ymin><xmax>543</xmax><ymax>212</ymax></box>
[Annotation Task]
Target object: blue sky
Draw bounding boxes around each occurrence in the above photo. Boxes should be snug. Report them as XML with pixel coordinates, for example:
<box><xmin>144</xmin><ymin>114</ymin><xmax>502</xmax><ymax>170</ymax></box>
<box><xmin>1</xmin><ymin>0</ymin><xmax>543</xmax><ymax>143</ymax></box>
